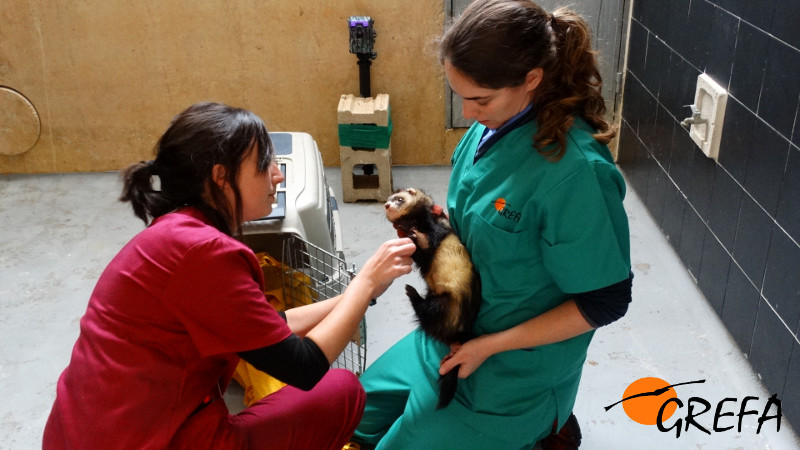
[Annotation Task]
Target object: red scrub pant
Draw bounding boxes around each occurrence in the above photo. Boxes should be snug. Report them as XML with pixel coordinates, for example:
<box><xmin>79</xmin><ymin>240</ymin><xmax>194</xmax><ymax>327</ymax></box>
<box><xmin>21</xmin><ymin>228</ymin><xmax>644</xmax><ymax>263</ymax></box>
<box><xmin>232</xmin><ymin>368</ymin><xmax>366</xmax><ymax>450</ymax></box>
<box><xmin>171</xmin><ymin>368</ymin><xmax>365</xmax><ymax>450</ymax></box>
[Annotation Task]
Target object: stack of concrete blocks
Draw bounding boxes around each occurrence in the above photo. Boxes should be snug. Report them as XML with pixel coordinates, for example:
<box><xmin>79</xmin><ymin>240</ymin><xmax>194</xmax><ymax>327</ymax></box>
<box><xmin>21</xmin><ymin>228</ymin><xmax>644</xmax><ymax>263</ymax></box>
<box><xmin>337</xmin><ymin>93</ymin><xmax>393</xmax><ymax>202</ymax></box>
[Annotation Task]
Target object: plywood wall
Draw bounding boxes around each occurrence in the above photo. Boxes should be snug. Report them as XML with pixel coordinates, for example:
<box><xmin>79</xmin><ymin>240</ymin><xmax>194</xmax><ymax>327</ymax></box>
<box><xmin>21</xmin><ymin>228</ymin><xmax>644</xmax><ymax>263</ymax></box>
<box><xmin>0</xmin><ymin>1</ymin><xmax>463</xmax><ymax>173</ymax></box>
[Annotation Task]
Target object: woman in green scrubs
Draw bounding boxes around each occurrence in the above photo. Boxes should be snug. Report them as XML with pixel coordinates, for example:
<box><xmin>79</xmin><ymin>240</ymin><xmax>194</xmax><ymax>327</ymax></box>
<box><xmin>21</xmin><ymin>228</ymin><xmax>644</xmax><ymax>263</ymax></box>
<box><xmin>353</xmin><ymin>1</ymin><xmax>632</xmax><ymax>448</ymax></box>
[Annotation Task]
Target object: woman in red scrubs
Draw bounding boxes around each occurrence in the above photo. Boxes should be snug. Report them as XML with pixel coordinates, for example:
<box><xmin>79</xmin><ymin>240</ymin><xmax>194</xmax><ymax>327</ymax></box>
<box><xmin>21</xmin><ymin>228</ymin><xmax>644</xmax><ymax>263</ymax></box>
<box><xmin>43</xmin><ymin>102</ymin><xmax>415</xmax><ymax>450</ymax></box>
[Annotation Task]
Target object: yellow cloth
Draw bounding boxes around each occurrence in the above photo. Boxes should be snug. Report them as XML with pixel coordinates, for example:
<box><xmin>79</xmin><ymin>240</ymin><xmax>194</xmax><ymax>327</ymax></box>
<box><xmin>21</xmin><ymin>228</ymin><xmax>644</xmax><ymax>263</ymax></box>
<box><xmin>232</xmin><ymin>251</ymin><xmax>317</xmax><ymax>406</ymax></box>
<box><xmin>256</xmin><ymin>251</ymin><xmax>316</xmax><ymax>311</ymax></box>
<box><xmin>231</xmin><ymin>359</ymin><xmax>289</xmax><ymax>406</ymax></box>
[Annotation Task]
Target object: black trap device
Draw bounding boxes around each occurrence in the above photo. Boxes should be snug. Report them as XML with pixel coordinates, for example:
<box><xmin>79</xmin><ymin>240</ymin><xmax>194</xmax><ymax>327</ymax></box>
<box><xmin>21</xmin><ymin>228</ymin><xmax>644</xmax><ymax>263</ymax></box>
<box><xmin>348</xmin><ymin>16</ymin><xmax>377</xmax><ymax>98</ymax></box>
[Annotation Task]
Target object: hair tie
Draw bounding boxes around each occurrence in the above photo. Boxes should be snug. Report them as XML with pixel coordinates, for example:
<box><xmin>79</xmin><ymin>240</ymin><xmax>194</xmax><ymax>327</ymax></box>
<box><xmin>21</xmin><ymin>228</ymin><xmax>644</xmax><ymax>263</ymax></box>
<box><xmin>144</xmin><ymin>159</ymin><xmax>158</xmax><ymax>175</ymax></box>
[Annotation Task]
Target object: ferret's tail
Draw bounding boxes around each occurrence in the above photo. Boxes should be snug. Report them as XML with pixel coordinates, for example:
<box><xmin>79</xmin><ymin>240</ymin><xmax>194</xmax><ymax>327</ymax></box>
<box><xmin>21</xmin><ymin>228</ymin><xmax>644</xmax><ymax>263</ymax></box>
<box><xmin>437</xmin><ymin>366</ymin><xmax>459</xmax><ymax>409</ymax></box>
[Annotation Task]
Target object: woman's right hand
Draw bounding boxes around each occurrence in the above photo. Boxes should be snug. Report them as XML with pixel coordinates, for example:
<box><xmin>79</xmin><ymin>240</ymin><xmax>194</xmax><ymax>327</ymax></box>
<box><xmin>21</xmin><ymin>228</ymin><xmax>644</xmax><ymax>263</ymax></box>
<box><xmin>356</xmin><ymin>238</ymin><xmax>416</xmax><ymax>299</ymax></box>
<box><xmin>302</xmin><ymin>238</ymin><xmax>415</xmax><ymax>363</ymax></box>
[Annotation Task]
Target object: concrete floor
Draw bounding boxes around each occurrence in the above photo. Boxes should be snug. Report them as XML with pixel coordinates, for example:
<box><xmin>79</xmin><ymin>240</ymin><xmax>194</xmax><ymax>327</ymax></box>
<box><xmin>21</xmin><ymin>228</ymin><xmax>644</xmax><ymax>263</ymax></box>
<box><xmin>1</xmin><ymin>166</ymin><xmax>798</xmax><ymax>449</ymax></box>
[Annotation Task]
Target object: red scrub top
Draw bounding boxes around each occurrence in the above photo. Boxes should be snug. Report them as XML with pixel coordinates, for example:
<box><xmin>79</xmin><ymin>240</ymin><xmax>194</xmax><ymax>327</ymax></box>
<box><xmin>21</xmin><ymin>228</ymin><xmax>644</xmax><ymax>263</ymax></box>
<box><xmin>43</xmin><ymin>207</ymin><xmax>292</xmax><ymax>449</ymax></box>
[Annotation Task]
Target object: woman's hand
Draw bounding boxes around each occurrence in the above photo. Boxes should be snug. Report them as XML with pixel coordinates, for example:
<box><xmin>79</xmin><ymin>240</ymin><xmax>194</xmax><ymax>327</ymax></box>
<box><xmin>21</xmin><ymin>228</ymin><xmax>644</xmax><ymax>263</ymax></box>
<box><xmin>438</xmin><ymin>336</ymin><xmax>492</xmax><ymax>379</ymax></box>
<box><xmin>304</xmin><ymin>238</ymin><xmax>415</xmax><ymax>364</ymax></box>
<box><xmin>355</xmin><ymin>238</ymin><xmax>416</xmax><ymax>299</ymax></box>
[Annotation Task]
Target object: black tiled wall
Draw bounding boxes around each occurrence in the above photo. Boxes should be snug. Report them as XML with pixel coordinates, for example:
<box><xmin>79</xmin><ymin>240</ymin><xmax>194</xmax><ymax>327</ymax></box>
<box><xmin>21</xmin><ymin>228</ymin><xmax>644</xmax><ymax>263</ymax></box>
<box><xmin>617</xmin><ymin>0</ymin><xmax>800</xmax><ymax>427</ymax></box>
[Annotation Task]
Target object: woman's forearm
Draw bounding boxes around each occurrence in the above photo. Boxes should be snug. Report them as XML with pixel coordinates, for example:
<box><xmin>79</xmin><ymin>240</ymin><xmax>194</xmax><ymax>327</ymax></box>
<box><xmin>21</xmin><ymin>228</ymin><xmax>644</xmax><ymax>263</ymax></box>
<box><xmin>439</xmin><ymin>299</ymin><xmax>597</xmax><ymax>378</ymax></box>
<box><xmin>481</xmin><ymin>299</ymin><xmax>595</xmax><ymax>356</ymax></box>
<box><xmin>294</xmin><ymin>238</ymin><xmax>415</xmax><ymax>364</ymax></box>
<box><xmin>283</xmin><ymin>294</ymin><xmax>342</xmax><ymax>337</ymax></box>
<box><xmin>305</xmin><ymin>277</ymin><xmax>376</xmax><ymax>363</ymax></box>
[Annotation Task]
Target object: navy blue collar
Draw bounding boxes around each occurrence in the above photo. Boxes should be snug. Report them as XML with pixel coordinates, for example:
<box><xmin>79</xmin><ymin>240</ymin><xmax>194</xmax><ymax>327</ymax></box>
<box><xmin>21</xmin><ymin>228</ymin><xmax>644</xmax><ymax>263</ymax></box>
<box><xmin>474</xmin><ymin>103</ymin><xmax>536</xmax><ymax>163</ymax></box>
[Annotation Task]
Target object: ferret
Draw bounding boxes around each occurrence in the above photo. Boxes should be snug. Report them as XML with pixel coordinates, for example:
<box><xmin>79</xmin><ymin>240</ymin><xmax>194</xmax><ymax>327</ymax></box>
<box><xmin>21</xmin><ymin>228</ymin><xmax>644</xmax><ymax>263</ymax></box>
<box><xmin>384</xmin><ymin>187</ymin><xmax>481</xmax><ymax>409</ymax></box>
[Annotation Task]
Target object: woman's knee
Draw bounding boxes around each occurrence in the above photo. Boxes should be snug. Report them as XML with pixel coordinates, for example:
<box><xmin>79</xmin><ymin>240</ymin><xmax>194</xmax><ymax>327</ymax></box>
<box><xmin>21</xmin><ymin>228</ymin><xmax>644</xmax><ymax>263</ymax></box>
<box><xmin>314</xmin><ymin>369</ymin><xmax>367</xmax><ymax>419</ymax></box>
<box><xmin>320</xmin><ymin>369</ymin><xmax>365</xmax><ymax>407</ymax></box>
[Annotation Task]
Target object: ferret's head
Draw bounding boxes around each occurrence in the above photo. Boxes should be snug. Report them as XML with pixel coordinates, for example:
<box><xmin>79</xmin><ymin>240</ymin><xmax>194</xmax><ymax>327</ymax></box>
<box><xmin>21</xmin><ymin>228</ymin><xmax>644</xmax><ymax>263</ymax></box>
<box><xmin>384</xmin><ymin>188</ymin><xmax>432</xmax><ymax>223</ymax></box>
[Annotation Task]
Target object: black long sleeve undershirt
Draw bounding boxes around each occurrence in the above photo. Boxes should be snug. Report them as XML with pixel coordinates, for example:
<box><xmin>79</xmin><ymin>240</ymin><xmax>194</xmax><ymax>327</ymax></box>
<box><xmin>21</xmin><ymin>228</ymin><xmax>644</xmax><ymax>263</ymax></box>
<box><xmin>238</xmin><ymin>333</ymin><xmax>330</xmax><ymax>391</ymax></box>
<box><xmin>572</xmin><ymin>271</ymin><xmax>634</xmax><ymax>328</ymax></box>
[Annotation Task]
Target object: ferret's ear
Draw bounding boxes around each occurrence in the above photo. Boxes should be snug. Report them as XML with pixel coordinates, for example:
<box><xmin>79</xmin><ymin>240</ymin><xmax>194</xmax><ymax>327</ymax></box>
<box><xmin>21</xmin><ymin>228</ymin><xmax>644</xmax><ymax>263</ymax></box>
<box><xmin>407</xmin><ymin>188</ymin><xmax>417</xmax><ymax>195</ymax></box>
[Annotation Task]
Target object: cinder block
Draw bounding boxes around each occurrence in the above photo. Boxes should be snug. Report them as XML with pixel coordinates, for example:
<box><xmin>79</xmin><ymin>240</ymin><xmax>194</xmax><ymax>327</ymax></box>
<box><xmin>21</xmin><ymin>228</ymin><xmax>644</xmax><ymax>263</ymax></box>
<box><xmin>339</xmin><ymin>145</ymin><xmax>393</xmax><ymax>202</ymax></box>
<box><xmin>337</xmin><ymin>93</ymin><xmax>390</xmax><ymax>126</ymax></box>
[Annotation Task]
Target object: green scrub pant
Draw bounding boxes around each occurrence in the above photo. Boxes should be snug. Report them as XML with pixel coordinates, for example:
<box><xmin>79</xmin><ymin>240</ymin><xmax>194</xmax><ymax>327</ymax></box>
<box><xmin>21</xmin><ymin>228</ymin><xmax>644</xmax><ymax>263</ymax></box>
<box><xmin>353</xmin><ymin>330</ymin><xmax>539</xmax><ymax>450</ymax></box>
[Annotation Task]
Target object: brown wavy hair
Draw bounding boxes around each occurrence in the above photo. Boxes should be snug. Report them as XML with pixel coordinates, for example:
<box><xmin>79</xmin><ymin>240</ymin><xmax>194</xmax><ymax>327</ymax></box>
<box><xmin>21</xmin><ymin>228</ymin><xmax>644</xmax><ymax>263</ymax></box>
<box><xmin>439</xmin><ymin>0</ymin><xmax>615</xmax><ymax>160</ymax></box>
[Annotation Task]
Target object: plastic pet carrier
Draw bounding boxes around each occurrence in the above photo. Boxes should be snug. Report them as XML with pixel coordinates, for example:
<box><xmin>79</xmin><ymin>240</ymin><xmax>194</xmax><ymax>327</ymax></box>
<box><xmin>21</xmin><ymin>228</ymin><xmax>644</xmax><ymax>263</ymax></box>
<box><xmin>241</xmin><ymin>132</ymin><xmax>365</xmax><ymax>374</ymax></box>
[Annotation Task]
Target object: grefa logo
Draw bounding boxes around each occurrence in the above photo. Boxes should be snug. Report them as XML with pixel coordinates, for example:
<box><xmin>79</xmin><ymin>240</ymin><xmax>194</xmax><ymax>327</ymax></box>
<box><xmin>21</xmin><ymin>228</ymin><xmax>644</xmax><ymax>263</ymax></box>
<box><xmin>493</xmin><ymin>198</ymin><xmax>521</xmax><ymax>222</ymax></box>
<box><xmin>605</xmin><ymin>377</ymin><xmax>782</xmax><ymax>439</ymax></box>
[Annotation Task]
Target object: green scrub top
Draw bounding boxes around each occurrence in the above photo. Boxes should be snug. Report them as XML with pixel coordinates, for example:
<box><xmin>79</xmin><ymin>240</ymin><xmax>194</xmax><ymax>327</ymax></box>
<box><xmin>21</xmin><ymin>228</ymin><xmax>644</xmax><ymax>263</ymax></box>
<box><xmin>354</xmin><ymin>116</ymin><xmax>631</xmax><ymax>448</ymax></box>
<box><xmin>446</xmin><ymin>117</ymin><xmax>630</xmax><ymax>439</ymax></box>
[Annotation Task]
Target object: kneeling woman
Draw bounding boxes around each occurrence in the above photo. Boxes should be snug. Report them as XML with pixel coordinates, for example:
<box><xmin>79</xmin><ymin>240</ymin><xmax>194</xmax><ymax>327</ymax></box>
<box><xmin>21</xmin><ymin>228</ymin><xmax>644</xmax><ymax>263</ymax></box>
<box><xmin>43</xmin><ymin>102</ymin><xmax>415</xmax><ymax>450</ymax></box>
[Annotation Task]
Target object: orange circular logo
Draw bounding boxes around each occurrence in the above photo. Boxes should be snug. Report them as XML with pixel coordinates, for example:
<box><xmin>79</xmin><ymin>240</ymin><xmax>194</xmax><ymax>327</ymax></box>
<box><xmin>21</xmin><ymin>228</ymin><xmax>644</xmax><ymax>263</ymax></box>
<box><xmin>494</xmin><ymin>198</ymin><xmax>506</xmax><ymax>211</ymax></box>
<box><xmin>622</xmin><ymin>377</ymin><xmax>679</xmax><ymax>425</ymax></box>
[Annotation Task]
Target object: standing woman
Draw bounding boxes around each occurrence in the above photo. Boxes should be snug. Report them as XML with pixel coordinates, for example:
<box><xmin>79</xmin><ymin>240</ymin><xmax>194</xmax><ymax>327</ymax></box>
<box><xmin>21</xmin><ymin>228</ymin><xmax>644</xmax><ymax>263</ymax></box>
<box><xmin>43</xmin><ymin>102</ymin><xmax>415</xmax><ymax>449</ymax></box>
<box><xmin>353</xmin><ymin>1</ymin><xmax>632</xmax><ymax>448</ymax></box>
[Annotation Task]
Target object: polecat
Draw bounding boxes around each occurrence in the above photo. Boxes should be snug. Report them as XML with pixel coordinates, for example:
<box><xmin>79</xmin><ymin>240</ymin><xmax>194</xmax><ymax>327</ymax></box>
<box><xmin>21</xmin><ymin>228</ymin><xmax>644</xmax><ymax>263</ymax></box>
<box><xmin>384</xmin><ymin>188</ymin><xmax>481</xmax><ymax>409</ymax></box>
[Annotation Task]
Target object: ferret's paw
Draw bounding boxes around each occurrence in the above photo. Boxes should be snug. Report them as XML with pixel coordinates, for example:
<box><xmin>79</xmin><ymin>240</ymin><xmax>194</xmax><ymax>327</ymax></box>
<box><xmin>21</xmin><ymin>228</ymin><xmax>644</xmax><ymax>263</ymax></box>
<box><xmin>405</xmin><ymin>284</ymin><xmax>423</xmax><ymax>302</ymax></box>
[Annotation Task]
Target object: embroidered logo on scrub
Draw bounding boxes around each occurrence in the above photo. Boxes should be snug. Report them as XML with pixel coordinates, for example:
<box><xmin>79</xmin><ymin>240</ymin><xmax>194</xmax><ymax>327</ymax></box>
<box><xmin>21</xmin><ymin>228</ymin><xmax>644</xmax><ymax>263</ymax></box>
<box><xmin>493</xmin><ymin>198</ymin><xmax>521</xmax><ymax>222</ymax></box>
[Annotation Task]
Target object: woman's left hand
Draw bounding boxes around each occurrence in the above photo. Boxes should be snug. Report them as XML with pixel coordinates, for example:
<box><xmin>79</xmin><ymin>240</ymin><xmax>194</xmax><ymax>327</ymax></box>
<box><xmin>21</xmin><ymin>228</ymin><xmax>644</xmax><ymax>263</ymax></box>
<box><xmin>438</xmin><ymin>336</ymin><xmax>492</xmax><ymax>379</ymax></box>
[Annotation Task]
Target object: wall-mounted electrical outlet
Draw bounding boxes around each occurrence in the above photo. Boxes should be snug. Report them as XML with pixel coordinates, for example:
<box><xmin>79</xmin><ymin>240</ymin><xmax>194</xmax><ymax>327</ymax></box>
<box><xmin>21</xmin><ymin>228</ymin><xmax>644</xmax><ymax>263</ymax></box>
<box><xmin>681</xmin><ymin>73</ymin><xmax>728</xmax><ymax>161</ymax></box>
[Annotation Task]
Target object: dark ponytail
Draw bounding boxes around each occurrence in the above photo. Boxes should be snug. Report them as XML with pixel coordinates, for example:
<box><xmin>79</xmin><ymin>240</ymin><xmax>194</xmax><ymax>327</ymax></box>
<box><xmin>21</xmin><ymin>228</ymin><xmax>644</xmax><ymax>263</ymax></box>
<box><xmin>119</xmin><ymin>102</ymin><xmax>273</xmax><ymax>234</ymax></box>
<box><xmin>440</xmin><ymin>0</ymin><xmax>615</xmax><ymax>160</ymax></box>
<box><xmin>119</xmin><ymin>160</ymin><xmax>172</xmax><ymax>225</ymax></box>
<box><xmin>535</xmin><ymin>8</ymin><xmax>615</xmax><ymax>159</ymax></box>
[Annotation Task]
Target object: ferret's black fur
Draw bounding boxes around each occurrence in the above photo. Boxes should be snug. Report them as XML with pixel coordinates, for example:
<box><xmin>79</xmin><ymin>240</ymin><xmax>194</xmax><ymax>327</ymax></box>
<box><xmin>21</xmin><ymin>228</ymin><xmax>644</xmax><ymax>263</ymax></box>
<box><xmin>384</xmin><ymin>188</ymin><xmax>481</xmax><ymax>409</ymax></box>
